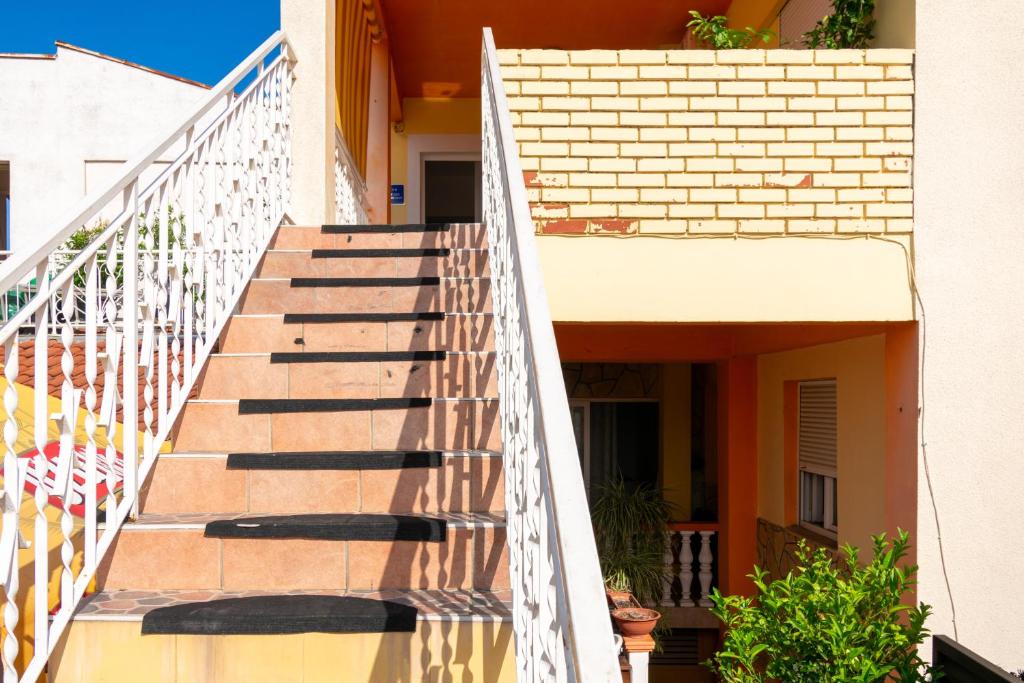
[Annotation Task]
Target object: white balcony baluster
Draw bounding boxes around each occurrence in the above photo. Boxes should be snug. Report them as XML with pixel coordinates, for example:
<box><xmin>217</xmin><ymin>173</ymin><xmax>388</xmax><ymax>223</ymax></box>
<box><xmin>698</xmin><ymin>531</ymin><xmax>715</xmax><ymax>607</ymax></box>
<box><xmin>678</xmin><ymin>531</ymin><xmax>696</xmax><ymax>607</ymax></box>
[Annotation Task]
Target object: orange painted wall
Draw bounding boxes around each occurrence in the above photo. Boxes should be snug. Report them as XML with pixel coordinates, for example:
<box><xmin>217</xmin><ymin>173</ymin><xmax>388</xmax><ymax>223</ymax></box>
<box><xmin>718</xmin><ymin>357</ymin><xmax>759</xmax><ymax>597</ymax></box>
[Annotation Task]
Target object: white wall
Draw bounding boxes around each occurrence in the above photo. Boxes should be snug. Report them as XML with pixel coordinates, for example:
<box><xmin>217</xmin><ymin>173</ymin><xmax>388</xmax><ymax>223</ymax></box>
<box><xmin>0</xmin><ymin>45</ymin><xmax>207</xmax><ymax>251</ymax></box>
<box><xmin>915</xmin><ymin>0</ymin><xmax>1024</xmax><ymax>669</ymax></box>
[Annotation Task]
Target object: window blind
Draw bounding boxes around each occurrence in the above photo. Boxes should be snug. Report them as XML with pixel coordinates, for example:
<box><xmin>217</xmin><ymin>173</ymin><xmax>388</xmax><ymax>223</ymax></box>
<box><xmin>798</xmin><ymin>379</ymin><xmax>837</xmax><ymax>474</ymax></box>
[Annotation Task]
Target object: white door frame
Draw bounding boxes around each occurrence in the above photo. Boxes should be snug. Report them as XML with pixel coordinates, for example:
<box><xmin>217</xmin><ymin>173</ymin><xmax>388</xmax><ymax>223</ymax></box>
<box><xmin>406</xmin><ymin>134</ymin><xmax>481</xmax><ymax>223</ymax></box>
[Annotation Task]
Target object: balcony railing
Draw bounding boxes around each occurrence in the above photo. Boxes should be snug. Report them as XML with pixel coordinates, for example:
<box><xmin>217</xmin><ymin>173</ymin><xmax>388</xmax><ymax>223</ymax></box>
<box><xmin>0</xmin><ymin>32</ymin><xmax>293</xmax><ymax>682</ymax></box>
<box><xmin>662</xmin><ymin>522</ymin><xmax>719</xmax><ymax>609</ymax></box>
<box><xmin>482</xmin><ymin>27</ymin><xmax>621</xmax><ymax>681</ymax></box>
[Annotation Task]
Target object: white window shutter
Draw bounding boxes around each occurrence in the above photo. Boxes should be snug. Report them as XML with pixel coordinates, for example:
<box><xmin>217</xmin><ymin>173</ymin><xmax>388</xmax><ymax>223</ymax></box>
<box><xmin>798</xmin><ymin>380</ymin><xmax>837</xmax><ymax>474</ymax></box>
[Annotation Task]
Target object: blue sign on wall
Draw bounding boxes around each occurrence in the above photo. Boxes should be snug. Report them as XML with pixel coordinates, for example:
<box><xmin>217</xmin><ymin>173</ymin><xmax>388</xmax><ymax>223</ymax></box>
<box><xmin>390</xmin><ymin>184</ymin><xmax>405</xmax><ymax>205</ymax></box>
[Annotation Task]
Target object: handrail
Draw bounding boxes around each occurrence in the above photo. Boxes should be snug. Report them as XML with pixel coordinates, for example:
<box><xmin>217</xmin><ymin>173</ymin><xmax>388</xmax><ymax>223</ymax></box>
<box><xmin>0</xmin><ymin>33</ymin><xmax>293</xmax><ymax>682</ymax></box>
<box><xmin>0</xmin><ymin>31</ymin><xmax>291</xmax><ymax>295</ymax></box>
<box><xmin>334</xmin><ymin>125</ymin><xmax>370</xmax><ymax>224</ymax></box>
<box><xmin>481</xmin><ymin>28</ymin><xmax>621</xmax><ymax>681</ymax></box>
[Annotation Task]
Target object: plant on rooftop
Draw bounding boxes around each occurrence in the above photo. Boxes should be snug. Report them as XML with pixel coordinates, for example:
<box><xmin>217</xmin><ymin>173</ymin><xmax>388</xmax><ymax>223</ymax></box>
<box><xmin>706</xmin><ymin>530</ymin><xmax>939</xmax><ymax>682</ymax></box>
<box><xmin>804</xmin><ymin>0</ymin><xmax>876</xmax><ymax>49</ymax></box>
<box><xmin>686</xmin><ymin>11</ymin><xmax>775</xmax><ymax>50</ymax></box>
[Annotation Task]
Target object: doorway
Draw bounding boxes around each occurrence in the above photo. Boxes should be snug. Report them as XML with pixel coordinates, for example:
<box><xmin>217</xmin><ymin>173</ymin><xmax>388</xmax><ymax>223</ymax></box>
<box><xmin>423</xmin><ymin>159</ymin><xmax>481</xmax><ymax>223</ymax></box>
<box><xmin>570</xmin><ymin>399</ymin><xmax>660</xmax><ymax>498</ymax></box>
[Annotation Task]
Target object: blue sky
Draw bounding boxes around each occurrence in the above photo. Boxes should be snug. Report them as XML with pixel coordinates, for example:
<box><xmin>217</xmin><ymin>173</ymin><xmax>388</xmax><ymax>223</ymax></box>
<box><xmin>0</xmin><ymin>1</ymin><xmax>280</xmax><ymax>86</ymax></box>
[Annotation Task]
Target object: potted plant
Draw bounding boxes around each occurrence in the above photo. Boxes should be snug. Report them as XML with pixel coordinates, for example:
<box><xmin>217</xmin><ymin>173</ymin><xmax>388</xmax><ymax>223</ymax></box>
<box><xmin>591</xmin><ymin>474</ymin><xmax>673</xmax><ymax>624</ymax></box>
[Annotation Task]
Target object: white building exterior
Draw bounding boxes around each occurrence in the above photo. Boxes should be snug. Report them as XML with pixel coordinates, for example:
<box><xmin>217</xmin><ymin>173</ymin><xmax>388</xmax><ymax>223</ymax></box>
<box><xmin>0</xmin><ymin>42</ymin><xmax>208</xmax><ymax>252</ymax></box>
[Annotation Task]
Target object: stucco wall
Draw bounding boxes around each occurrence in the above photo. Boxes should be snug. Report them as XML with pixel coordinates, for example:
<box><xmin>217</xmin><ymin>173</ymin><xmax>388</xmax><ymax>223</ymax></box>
<box><xmin>0</xmin><ymin>45</ymin><xmax>206</xmax><ymax>251</ymax></box>
<box><xmin>914</xmin><ymin>0</ymin><xmax>1024</xmax><ymax>668</ymax></box>
<box><xmin>757</xmin><ymin>335</ymin><xmax>886</xmax><ymax>555</ymax></box>
<box><xmin>498</xmin><ymin>48</ymin><xmax>913</xmax><ymax>237</ymax></box>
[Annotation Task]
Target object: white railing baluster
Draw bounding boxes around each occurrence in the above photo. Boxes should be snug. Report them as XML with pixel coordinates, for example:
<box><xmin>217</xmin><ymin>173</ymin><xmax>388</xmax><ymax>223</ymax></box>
<box><xmin>661</xmin><ymin>532</ymin><xmax>677</xmax><ymax>607</ymax></box>
<box><xmin>482</xmin><ymin>28</ymin><xmax>620</xmax><ymax>682</ymax></box>
<box><xmin>0</xmin><ymin>33</ymin><xmax>294</xmax><ymax>680</ymax></box>
<box><xmin>679</xmin><ymin>531</ymin><xmax>695</xmax><ymax>607</ymax></box>
<box><xmin>698</xmin><ymin>531</ymin><xmax>715</xmax><ymax>607</ymax></box>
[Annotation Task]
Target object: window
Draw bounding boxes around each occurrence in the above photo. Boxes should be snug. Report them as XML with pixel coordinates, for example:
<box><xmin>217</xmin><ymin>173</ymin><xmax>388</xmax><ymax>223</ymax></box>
<box><xmin>570</xmin><ymin>399</ymin><xmax>659</xmax><ymax>498</ymax></box>
<box><xmin>798</xmin><ymin>379</ymin><xmax>837</xmax><ymax>537</ymax></box>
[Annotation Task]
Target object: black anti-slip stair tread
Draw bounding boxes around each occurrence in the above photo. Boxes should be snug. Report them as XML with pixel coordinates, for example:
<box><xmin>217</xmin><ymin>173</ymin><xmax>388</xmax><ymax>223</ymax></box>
<box><xmin>311</xmin><ymin>248</ymin><xmax>451</xmax><ymax>258</ymax></box>
<box><xmin>290</xmin><ymin>276</ymin><xmax>441</xmax><ymax>287</ymax></box>
<box><xmin>322</xmin><ymin>223</ymin><xmax>451</xmax><ymax>234</ymax></box>
<box><xmin>226</xmin><ymin>450</ymin><xmax>443</xmax><ymax>470</ymax></box>
<box><xmin>283</xmin><ymin>312</ymin><xmax>445</xmax><ymax>323</ymax></box>
<box><xmin>204</xmin><ymin>513</ymin><xmax>447</xmax><ymax>542</ymax></box>
<box><xmin>238</xmin><ymin>397</ymin><xmax>432</xmax><ymax>414</ymax></box>
<box><xmin>141</xmin><ymin>595</ymin><xmax>417</xmax><ymax>635</ymax></box>
<box><xmin>269</xmin><ymin>351</ymin><xmax>446</xmax><ymax>363</ymax></box>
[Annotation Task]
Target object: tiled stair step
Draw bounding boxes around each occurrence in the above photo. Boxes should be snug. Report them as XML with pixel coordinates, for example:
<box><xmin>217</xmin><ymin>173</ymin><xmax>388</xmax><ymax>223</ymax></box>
<box><xmin>204</xmin><ymin>513</ymin><xmax>447</xmax><ymax>542</ymax></box>
<box><xmin>270</xmin><ymin>350</ymin><xmax>446</xmax><ymax>362</ymax></box>
<box><xmin>97</xmin><ymin>512</ymin><xmax>507</xmax><ymax>591</ymax></box>
<box><xmin>270</xmin><ymin>224</ymin><xmax>485</xmax><ymax>250</ymax></box>
<box><xmin>258</xmin><ymin>248</ymin><xmax>488</xmax><ymax>278</ymax></box>
<box><xmin>239</xmin><ymin>277</ymin><xmax>491</xmax><ymax>314</ymax></box>
<box><xmin>220</xmin><ymin>312</ymin><xmax>494</xmax><ymax>354</ymax></box>
<box><xmin>198</xmin><ymin>351</ymin><xmax>496</xmax><ymax>400</ymax></box>
<box><xmin>237</xmin><ymin>397</ymin><xmax>432</xmax><ymax>414</ymax></box>
<box><xmin>174</xmin><ymin>398</ymin><xmax>500</xmax><ymax>452</ymax></box>
<box><xmin>142</xmin><ymin>594</ymin><xmax>418</xmax><ymax>635</ymax></box>
<box><xmin>139</xmin><ymin>451</ymin><xmax>504</xmax><ymax>515</ymax></box>
<box><xmin>227</xmin><ymin>449</ymin><xmax>443</xmax><ymax>470</ymax></box>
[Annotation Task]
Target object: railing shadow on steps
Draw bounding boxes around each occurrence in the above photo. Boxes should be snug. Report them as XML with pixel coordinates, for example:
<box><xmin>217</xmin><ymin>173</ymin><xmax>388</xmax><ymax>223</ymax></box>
<box><xmin>482</xmin><ymin>27</ymin><xmax>623</xmax><ymax>682</ymax></box>
<box><xmin>0</xmin><ymin>31</ymin><xmax>294</xmax><ymax>682</ymax></box>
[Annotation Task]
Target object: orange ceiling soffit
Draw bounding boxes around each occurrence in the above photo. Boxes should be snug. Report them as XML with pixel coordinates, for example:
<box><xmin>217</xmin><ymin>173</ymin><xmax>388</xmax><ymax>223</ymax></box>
<box><xmin>378</xmin><ymin>0</ymin><xmax>731</xmax><ymax>98</ymax></box>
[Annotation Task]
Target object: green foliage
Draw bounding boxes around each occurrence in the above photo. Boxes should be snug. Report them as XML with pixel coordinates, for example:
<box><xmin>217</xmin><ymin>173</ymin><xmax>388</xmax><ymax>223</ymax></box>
<box><xmin>804</xmin><ymin>0</ymin><xmax>876</xmax><ymax>49</ymax></box>
<box><xmin>590</xmin><ymin>474</ymin><xmax>673</xmax><ymax>605</ymax></box>
<box><xmin>686</xmin><ymin>11</ymin><xmax>775</xmax><ymax>50</ymax></box>
<box><xmin>707</xmin><ymin>530</ymin><xmax>939</xmax><ymax>683</ymax></box>
<box><xmin>58</xmin><ymin>207</ymin><xmax>188</xmax><ymax>289</ymax></box>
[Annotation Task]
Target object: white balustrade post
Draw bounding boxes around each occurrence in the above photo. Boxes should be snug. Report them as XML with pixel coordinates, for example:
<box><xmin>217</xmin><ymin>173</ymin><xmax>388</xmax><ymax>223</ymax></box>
<box><xmin>698</xmin><ymin>531</ymin><xmax>715</xmax><ymax>607</ymax></box>
<box><xmin>628</xmin><ymin>650</ymin><xmax>651</xmax><ymax>683</ymax></box>
<box><xmin>678</xmin><ymin>531</ymin><xmax>695</xmax><ymax>607</ymax></box>
<box><xmin>122</xmin><ymin>181</ymin><xmax>140</xmax><ymax>517</ymax></box>
<box><xmin>660</xmin><ymin>531</ymin><xmax>676</xmax><ymax>607</ymax></box>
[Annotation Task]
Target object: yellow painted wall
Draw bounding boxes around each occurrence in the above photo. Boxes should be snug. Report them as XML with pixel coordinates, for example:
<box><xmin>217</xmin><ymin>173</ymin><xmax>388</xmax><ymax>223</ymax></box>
<box><xmin>389</xmin><ymin>98</ymin><xmax>481</xmax><ymax>224</ymax></box>
<box><xmin>537</xmin><ymin>235</ymin><xmax>914</xmax><ymax>323</ymax></box>
<box><xmin>756</xmin><ymin>334</ymin><xmax>886</xmax><ymax>554</ymax></box>
<box><xmin>875</xmin><ymin>0</ymin><xmax>915</xmax><ymax>48</ymax></box>
<box><xmin>51</xmin><ymin>619</ymin><xmax>515</xmax><ymax>682</ymax></box>
<box><xmin>661</xmin><ymin>363</ymin><xmax>692</xmax><ymax>518</ymax></box>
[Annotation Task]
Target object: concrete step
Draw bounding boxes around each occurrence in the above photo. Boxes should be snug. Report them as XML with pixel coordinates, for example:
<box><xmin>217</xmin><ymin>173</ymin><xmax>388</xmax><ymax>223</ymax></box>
<box><xmin>219</xmin><ymin>313</ymin><xmax>494</xmax><ymax>354</ymax></box>
<box><xmin>54</xmin><ymin>590</ymin><xmax>513</xmax><ymax>683</ymax></box>
<box><xmin>269</xmin><ymin>224</ymin><xmax>486</xmax><ymax>250</ymax></box>
<box><xmin>139</xmin><ymin>451</ymin><xmax>504</xmax><ymax>516</ymax></box>
<box><xmin>96</xmin><ymin>512</ymin><xmax>508</xmax><ymax>592</ymax></box>
<box><xmin>172</xmin><ymin>398</ymin><xmax>501</xmax><ymax>453</ymax></box>
<box><xmin>237</xmin><ymin>277</ymin><xmax>492</xmax><ymax>315</ymax></box>
<box><xmin>196</xmin><ymin>352</ymin><xmax>497</xmax><ymax>400</ymax></box>
<box><xmin>256</xmin><ymin>248</ymin><xmax>488</xmax><ymax>279</ymax></box>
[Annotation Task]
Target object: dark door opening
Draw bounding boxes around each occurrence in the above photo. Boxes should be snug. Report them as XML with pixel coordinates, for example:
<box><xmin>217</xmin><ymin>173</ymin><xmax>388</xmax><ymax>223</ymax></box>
<box><xmin>423</xmin><ymin>159</ymin><xmax>480</xmax><ymax>223</ymax></box>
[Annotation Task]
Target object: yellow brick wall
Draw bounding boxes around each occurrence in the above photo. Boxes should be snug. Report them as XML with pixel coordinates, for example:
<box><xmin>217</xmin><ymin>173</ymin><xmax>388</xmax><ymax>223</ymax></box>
<box><xmin>497</xmin><ymin>49</ymin><xmax>914</xmax><ymax>236</ymax></box>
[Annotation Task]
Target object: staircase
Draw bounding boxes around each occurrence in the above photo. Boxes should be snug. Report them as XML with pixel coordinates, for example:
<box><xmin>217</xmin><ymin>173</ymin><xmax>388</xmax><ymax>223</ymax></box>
<box><xmin>49</xmin><ymin>223</ymin><xmax>516</xmax><ymax>682</ymax></box>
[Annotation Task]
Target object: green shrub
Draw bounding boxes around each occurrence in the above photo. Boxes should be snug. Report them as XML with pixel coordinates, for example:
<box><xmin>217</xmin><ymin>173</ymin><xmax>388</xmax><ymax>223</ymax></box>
<box><xmin>686</xmin><ymin>11</ymin><xmax>775</xmax><ymax>50</ymax></box>
<box><xmin>804</xmin><ymin>0</ymin><xmax>876</xmax><ymax>49</ymax></box>
<box><xmin>707</xmin><ymin>530</ymin><xmax>939</xmax><ymax>682</ymax></box>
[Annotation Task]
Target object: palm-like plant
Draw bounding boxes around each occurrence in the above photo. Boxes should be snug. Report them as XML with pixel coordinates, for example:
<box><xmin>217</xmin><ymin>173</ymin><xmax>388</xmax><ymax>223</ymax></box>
<box><xmin>590</xmin><ymin>474</ymin><xmax>674</xmax><ymax>605</ymax></box>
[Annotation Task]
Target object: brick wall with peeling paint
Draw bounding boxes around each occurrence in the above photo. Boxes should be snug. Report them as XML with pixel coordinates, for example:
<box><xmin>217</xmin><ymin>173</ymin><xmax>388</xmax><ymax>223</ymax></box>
<box><xmin>497</xmin><ymin>48</ymin><xmax>914</xmax><ymax>236</ymax></box>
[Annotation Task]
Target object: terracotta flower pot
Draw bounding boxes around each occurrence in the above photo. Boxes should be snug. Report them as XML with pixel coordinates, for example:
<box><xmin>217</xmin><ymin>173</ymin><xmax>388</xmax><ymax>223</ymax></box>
<box><xmin>605</xmin><ymin>589</ymin><xmax>634</xmax><ymax>610</ymax></box>
<box><xmin>611</xmin><ymin>607</ymin><xmax>661</xmax><ymax>638</ymax></box>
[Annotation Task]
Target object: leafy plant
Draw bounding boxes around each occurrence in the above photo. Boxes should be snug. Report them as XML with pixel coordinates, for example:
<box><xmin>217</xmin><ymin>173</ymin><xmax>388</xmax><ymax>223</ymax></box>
<box><xmin>590</xmin><ymin>474</ymin><xmax>674</xmax><ymax>605</ymax></box>
<box><xmin>804</xmin><ymin>0</ymin><xmax>876</xmax><ymax>49</ymax></box>
<box><xmin>707</xmin><ymin>530</ymin><xmax>939</xmax><ymax>682</ymax></box>
<box><xmin>686</xmin><ymin>11</ymin><xmax>775</xmax><ymax>50</ymax></box>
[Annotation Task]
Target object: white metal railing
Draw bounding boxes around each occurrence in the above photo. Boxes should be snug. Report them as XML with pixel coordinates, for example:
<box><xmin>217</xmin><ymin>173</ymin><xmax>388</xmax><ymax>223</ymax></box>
<box><xmin>0</xmin><ymin>32</ymin><xmax>293</xmax><ymax>681</ymax></box>
<box><xmin>334</xmin><ymin>126</ymin><xmax>369</xmax><ymax>224</ymax></box>
<box><xmin>482</xmin><ymin>28</ymin><xmax>621</xmax><ymax>682</ymax></box>
<box><xmin>661</xmin><ymin>523</ymin><xmax>719</xmax><ymax>608</ymax></box>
